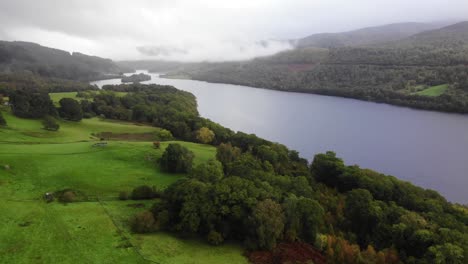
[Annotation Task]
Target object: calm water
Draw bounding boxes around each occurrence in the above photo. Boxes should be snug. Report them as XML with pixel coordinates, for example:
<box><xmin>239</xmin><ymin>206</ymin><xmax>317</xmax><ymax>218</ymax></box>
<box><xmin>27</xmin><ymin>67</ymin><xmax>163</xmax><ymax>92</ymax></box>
<box><xmin>92</xmin><ymin>71</ymin><xmax>468</xmax><ymax>203</ymax></box>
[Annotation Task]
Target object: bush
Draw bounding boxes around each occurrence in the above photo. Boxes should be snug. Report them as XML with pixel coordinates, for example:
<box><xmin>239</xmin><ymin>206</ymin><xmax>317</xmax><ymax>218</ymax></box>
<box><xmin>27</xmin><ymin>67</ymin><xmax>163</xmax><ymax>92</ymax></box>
<box><xmin>160</xmin><ymin>143</ymin><xmax>194</xmax><ymax>173</ymax></box>
<box><xmin>130</xmin><ymin>185</ymin><xmax>159</xmax><ymax>200</ymax></box>
<box><xmin>42</xmin><ymin>115</ymin><xmax>60</xmax><ymax>131</ymax></box>
<box><xmin>155</xmin><ymin>129</ymin><xmax>173</xmax><ymax>141</ymax></box>
<box><xmin>207</xmin><ymin>230</ymin><xmax>224</xmax><ymax>245</ymax></box>
<box><xmin>60</xmin><ymin>191</ymin><xmax>77</xmax><ymax>203</ymax></box>
<box><xmin>118</xmin><ymin>191</ymin><xmax>129</xmax><ymax>200</ymax></box>
<box><xmin>131</xmin><ymin>211</ymin><xmax>156</xmax><ymax>233</ymax></box>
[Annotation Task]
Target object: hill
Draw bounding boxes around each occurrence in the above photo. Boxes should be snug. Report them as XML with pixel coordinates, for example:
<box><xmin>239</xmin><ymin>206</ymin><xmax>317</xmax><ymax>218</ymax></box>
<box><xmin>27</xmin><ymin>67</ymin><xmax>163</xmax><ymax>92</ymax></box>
<box><xmin>0</xmin><ymin>41</ymin><xmax>128</xmax><ymax>80</ymax></box>
<box><xmin>389</xmin><ymin>21</ymin><xmax>468</xmax><ymax>48</ymax></box>
<box><xmin>295</xmin><ymin>22</ymin><xmax>441</xmax><ymax>48</ymax></box>
<box><xmin>160</xmin><ymin>21</ymin><xmax>468</xmax><ymax>113</ymax></box>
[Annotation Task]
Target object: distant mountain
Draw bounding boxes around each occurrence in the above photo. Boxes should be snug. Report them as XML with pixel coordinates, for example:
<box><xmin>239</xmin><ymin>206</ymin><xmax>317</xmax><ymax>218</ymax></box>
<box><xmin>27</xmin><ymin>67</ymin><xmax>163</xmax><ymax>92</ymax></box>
<box><xmin>391</xmin><ymin>21</ymin><xmax>468</xmax><ymax>47</ymax></box>
<box><xmin>296</xmin><ymin>22</ymin><xmax>443</xmax><ymax>48</ymax></box>
<box><xmin>160</xmin><ymin>21</ymin><xmax>468</xmax><ymax>113</ymax></box>
<box><xmin>0</xmin><ymin>41</ymin><xmax>127</xmax><ymax>80</ymax></box>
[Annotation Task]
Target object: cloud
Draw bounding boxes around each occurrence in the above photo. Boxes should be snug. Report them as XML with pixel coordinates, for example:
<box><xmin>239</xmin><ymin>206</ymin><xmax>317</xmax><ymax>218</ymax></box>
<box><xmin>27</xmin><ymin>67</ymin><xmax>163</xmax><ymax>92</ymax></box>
<box><xmin>0</xmin><ymin>0</ymin><xmax>467</xmax><ymax>61</ymax></box>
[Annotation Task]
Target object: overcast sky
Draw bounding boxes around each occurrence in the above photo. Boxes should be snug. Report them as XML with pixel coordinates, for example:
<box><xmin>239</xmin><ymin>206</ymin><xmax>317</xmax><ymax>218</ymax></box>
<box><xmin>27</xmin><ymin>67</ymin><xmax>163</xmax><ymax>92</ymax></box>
<box><xmin>0</xmin><ymin>0</ymin><xmax>467</xmax><ymax>61</ymax></box>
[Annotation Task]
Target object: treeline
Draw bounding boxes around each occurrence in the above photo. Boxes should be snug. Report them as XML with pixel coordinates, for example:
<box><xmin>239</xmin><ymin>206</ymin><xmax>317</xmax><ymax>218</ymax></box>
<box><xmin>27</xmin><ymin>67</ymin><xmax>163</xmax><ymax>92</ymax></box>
<box><xmin>327</xmin><ymin>46</ymin><xmax>468</xmax><ymax>66</ymax></box>
<box><xmin>172</xmin><ymin>61</ymin><xmax>468</xmax><ymax>113</ymax></box>
<box><xmin>0</xmin><ymin>41</ymin><xmax>126</xmax><ymax>81</ymax></box>
<box><xmin>0</xmin><ymin>73</ymin><xmax>98</xmax><ymax>96</ymax></box>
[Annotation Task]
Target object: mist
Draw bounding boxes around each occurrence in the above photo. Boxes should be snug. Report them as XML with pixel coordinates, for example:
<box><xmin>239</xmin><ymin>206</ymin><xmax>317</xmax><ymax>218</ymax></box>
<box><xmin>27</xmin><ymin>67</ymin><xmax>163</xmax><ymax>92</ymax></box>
<box><xmin>0</xmin><ymin>0</ymin><xmax>467</xmax><ymax>61</ymax></box>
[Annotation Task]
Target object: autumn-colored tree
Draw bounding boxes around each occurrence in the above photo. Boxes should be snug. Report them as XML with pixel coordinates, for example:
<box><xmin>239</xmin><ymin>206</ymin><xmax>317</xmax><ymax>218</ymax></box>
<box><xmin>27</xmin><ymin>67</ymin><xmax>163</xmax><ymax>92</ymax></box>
<box><xmin>196</xmin><ymin>127</ymin><xmax>215</xmax><ymax>144</ymax></box>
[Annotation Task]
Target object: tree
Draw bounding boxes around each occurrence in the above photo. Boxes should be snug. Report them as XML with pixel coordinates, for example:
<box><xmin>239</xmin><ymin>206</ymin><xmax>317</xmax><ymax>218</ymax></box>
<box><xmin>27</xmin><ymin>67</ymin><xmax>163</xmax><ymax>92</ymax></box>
<box><xmin>196</xmin><ymin>127</ymin><xmax>215</xmax><ymax>144</ymax></box>
<box><xmin>283</xmin><ymin>196</ymin><xmax>324</xmax><ymax>243</ymax></box>
<box><xmin>252</xmin><ymin>199</ymin><xmax>285</xmax><ymax>250</ymax></box>
<box><xmin>59</xmin><ymin>98</ymin><xmax>83</xmax><ymax>121</ymax></box>
<box><xmin>131</xmin><ymin>211</ymin><xmax>156</xmax><ymax>233</ymax></box>
<box><xmin>216</xmin><ymin>143</ymin><xmax>241</xmax><ymax>169</ymax></box>
<box><xmin>0</xmin><ymin>112</ymin><xmax>6</xmax><ymax>127</ymax></box>
<box><xmin>310</xmin><ymin>151</ymin><xmax>345</xmax><ymax>186</ymax></box>
<box><xmin>42</xmin><ymin>115</ymin><xmax>60</xmax><ymax>131</ymax></box>
<box><xmin>427</xmin><ymin>243</ymin><xmax>464</xmax><ymax>264</ymax></box>
<box><xmin>190</xmin><ymin>159</ymin><xmax>224</xmax><ymax>182</ymax></box>
<box><xmin>160</xmin><ymin>143</ymin><xmax>194</xmax><ymax>173</ymax></box>
<box><xmin>344</xmin><ymin>189</ymin><xmax>382</xmax><ymax>247</ymax></box>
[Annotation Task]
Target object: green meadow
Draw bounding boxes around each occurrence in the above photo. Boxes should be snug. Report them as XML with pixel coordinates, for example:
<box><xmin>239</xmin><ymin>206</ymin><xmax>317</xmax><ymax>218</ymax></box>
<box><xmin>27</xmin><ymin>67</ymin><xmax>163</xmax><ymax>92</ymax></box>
<box><xmin>49</xmin><ymin>91</ymin><xmax>127</xmax><ymax>106</ymax></box>
<box><xmin>0</xmin><ymin>106</ymin><xmax>248</xmax><ymax>264</ymax></box>
<box><xmin>414</xmin><ymin>84</ymin><xmax>448</xmax><ymax>96</ymax></box>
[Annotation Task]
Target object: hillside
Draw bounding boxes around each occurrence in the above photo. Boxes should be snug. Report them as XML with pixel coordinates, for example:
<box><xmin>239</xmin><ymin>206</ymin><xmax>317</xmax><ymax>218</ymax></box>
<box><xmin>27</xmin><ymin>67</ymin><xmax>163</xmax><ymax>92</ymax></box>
<box><xmin>389</xmin><ymin>21</ymin><xmax>468</xmax><ymax>48</ymax></box>
<box><xmin>295</xmin><ymin>22</ymin><xmax>441</xmax><ymax>48</ymax></box>
<box><xmin>159</xmin><ymin>21</ymin><xmax>468</xmax><ymax>113</ymax></box>
<box><xmin>0</xmin><ymin>41</ymin><xmax>128</xmax><ymax>81</ymax></box>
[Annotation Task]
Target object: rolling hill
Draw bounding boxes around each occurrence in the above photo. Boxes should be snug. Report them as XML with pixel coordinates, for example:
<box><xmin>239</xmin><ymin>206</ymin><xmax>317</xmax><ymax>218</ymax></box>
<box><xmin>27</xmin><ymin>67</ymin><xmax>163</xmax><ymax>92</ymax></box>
<box><xmin>0</xmin><ymin>41</ymin><xmax>129</xmax><ymax>81</ymax></box>
<box><xmin>295</xmin><ymin>22</ymin><xmax>443</xmax><ymax>48</ymax></box>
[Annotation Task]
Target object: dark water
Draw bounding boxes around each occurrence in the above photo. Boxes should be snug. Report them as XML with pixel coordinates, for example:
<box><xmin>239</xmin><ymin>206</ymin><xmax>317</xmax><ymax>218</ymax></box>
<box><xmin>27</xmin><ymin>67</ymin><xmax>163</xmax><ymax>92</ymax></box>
<box><xmin>92</xmin><ymin>71</ymin><xmax>468</xmax><ymax>203</ymax></box>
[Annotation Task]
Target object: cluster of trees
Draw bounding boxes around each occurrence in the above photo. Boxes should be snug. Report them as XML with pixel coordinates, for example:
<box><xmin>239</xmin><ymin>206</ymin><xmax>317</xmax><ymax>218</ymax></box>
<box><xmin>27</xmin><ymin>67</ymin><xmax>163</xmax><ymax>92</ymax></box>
<box><xmin>125</xmin><ymin>106</ymin><xmax>468</xmax><ymax>263</ymax></box>
<box><xmin>0</xmin><ymin>73</ymin><xmax>98</xmax><ymax>97</ymax></box>
<box><xmin>7</xmin><ymin>89</ymin><xmax>83</xmax><ymax>130</ymax></box>
<box><xmin>121</xmin><ymin>73</ymin><xmax>151</xmax><ymax>83</ymax></box>
<box><xmin>77</xmin><ymin>84</ymin><xmax>236</xmax><ymax>144</ymax></box>
<box><xmin>9</xmin><ymin>89</ymin><xmax>56</xmax><ymax>118</ymax></box>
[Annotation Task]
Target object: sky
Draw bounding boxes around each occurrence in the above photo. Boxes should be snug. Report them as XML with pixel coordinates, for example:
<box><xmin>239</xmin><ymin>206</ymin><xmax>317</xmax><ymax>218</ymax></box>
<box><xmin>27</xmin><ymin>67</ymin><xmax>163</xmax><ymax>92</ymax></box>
<box><xmin>0</xmin><ymin>0</ymin><xmax>467</xmax><ymax>61</ymax></box>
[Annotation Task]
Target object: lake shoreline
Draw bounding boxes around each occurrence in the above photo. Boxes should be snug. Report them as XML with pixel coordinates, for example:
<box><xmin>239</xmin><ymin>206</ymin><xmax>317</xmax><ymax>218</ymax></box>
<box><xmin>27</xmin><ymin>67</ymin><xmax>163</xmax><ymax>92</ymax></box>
<box><xmin>92</xmin><ymin>70</ymin><xmax>468</xmax><ymax>203</ymax></box>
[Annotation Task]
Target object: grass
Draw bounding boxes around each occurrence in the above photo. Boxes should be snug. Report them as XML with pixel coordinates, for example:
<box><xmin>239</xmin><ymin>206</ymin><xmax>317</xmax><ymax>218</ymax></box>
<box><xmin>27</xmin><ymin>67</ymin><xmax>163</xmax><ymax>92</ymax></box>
<box><xmin>414</xmin><ymin>84</ymin><xmax>448</xmax><ymax>96</ymax></box>
<box><xmin>0</xmin><ymin>110</ymin><xmax>248</xmax><ymax>264</ymax></box>
<box><xmin>0</xmin><ymin>111</ymin><xmax>160</xmax><ymax>143</ymax></box>
<box><xmin>49</xmin><ymin>91</ymin><xmax>127</xmax><ymax>106</ymax></box>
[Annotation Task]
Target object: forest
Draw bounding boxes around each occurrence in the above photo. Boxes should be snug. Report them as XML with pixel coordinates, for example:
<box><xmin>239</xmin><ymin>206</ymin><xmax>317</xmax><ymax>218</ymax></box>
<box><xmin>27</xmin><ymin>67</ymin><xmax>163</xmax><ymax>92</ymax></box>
<box><xmin>0</xmin><ymin>41</ymin><xmax>129</xmax><ymax>81</ymax></box>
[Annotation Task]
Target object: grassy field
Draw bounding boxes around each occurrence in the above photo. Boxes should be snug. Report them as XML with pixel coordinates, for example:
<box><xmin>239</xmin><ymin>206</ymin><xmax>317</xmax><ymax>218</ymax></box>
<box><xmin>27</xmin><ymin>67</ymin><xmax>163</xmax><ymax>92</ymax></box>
<box><xmin>414</xmin><ymin>84</ymin><xmax>448</xmax><ymax>96</ymax></box>
<box><xmin>0</xmin><ymin>108</ymin><xmax>248</xmax><ymax>264</ymax></box>
<box><xmin>0</xmin><ymin>111</ymin><xmax>161</xmax><ymax>143</ymax></box>
<box><xmin>49</xmin><ymin>91</ymin><xmax>127</xmax><ymax>106</ymax></box>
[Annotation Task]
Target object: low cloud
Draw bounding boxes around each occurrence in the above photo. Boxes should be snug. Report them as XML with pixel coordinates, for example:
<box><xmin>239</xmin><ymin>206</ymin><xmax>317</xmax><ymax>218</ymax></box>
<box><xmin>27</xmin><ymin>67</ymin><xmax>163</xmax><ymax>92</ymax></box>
<box><xmin>0</xmin><ymin>0</ymin><xmax>466</xmax><ymax>61</ymax></box>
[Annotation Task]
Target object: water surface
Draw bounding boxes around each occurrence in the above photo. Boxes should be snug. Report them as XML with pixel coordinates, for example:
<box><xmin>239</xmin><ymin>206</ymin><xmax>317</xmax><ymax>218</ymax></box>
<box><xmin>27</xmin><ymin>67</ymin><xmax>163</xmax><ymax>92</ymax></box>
<box><xmin>92</xmin><ymin>71</ymin><xmax>468</xmax><ymax>203</ymax></box>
